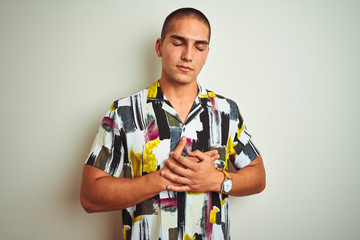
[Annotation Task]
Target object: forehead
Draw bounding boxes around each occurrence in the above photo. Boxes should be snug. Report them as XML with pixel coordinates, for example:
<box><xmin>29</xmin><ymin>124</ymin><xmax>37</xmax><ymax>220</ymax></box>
<box><xmin>166</xmin><ymin>17</ymin><xmax>210</xmax><ymax>41</ymax></box>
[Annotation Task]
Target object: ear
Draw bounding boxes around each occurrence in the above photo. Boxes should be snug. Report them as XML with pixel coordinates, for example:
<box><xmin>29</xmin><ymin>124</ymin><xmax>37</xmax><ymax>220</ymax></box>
<box><xmin>155</xmin><ymin>38</ymin><xmax>162</xmax><ymax>57</ymax></box>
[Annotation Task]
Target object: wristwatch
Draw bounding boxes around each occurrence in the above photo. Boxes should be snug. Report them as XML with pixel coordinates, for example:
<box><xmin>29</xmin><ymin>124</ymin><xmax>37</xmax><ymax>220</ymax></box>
<box><xmin>217</xmin><ymin>168</ymin><xmax>232</xmax><ymax>194</ymax></box>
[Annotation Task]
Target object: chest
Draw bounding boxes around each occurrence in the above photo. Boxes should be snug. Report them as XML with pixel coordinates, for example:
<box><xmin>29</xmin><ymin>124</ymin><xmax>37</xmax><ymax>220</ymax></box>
<box><xmin>120</xmin><ymin>101</ymin><xmax>231</xmax><ymax>178</ymax></box>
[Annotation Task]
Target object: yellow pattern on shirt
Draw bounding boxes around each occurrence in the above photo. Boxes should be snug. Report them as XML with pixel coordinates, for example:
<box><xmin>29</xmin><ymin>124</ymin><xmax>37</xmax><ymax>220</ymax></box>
<box><xmin>184</xmin><ymin>231</ymin><xmax>196</xmax><ymax>240</ymax></box>
<box><xmin>210</xmin><ymin>207</ymin><xmax>220</xmax><ymax>224</ymax></box>
<box><xmin>143</xmin><ymin>139</ymin><xmax>160</xmax><ymax>173</ymax></box>
<box><xmin>130</xmin><ymin>147</ymin><xmax>142</xmax><ymax>177</ymax></box>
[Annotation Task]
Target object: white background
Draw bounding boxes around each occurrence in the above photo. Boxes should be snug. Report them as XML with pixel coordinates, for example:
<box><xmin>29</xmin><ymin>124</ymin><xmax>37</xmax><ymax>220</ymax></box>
<box><xmin>1</xmin><ymin>0</ymin><xmax>359</xmax><ymax>239</ymax></box>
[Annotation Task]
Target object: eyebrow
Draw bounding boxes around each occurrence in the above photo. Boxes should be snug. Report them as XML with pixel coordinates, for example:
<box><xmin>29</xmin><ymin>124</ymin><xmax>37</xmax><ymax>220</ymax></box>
<box><xmin>169</xmin><ymin>35</ymin><xmax>209</xmax><ymax>45</ymax></box>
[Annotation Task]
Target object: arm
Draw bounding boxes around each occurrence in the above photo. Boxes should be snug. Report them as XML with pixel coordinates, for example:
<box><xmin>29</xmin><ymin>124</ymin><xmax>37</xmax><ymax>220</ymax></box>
<box><xmin>80</xmin><ymin>137</ymin><xmax>220</xmax><ymax>213</ymax></box>
<box><xmin>80</xmin><ymin>137</ymin><xmax>189</xmax><ymax>213</ymax></box>
<box><xmin>80</xmin><ymin>165</ymin><xmax>169</xmax><ymax>213</ymax></box>
<box><xmin>228</xmin><ymin>154</ymin><xmax>266</xmax><ymax>196</ymax></box>
<box><xmin>162</xmin><ymin>151</ymin><xmax>265</xmax><ymax>196</ymax></box>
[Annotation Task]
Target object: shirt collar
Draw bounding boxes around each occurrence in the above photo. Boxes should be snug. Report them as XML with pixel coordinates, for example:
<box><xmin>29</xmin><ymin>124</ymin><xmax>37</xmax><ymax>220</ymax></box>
<box><xmin>146</xmin><ymin>80</ymin><xmax>217</xmax><ymax>124</ymax></box>
<box><xmin>147</xmin><ymin>80</ymin><xmax>216</xmax><ymax>104</ymax></box>
<box><xmin>147</xmin><ymin>80</ymin><xmax>163</xmax><ymax>101</ymax></box>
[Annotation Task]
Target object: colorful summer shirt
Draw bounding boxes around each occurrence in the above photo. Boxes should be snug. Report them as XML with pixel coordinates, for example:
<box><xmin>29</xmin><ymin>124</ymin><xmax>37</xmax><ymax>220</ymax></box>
<box><xmin>85</xmin><ymin>80</ymin><xmax>260</xmax><ymax>240</ymax></box>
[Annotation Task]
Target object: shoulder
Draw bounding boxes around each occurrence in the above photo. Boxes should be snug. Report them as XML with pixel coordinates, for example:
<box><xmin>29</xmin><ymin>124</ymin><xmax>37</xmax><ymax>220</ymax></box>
<box><xmin>110</xmin><ymin>87</ymin><xmax>148</xmax><ymax>111</ymax></box>
<box><xmin>104</xmin><ymin>88</ymin><xmax>148</xmax><ymax>132</ymax></box>
<box><xmin>206</xmin><ymin>89</ymin><xmax>240</xmax><ymax>118</ymax></box>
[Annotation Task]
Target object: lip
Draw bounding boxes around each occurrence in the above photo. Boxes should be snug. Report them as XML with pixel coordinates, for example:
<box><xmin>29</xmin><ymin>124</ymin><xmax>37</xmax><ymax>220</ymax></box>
<box><xmin>176</xmin><ymin>65</ymin><xmax>193</xmax><ymax>72</ymax></box>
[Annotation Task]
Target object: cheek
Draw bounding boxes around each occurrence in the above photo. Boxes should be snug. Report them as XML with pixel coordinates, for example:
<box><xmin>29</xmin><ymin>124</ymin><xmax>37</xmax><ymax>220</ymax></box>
<box><xmin>162</xmin><ymin>48</ymin><xmax>175</xmax><ymax>61</ymax></box>
<box><xmin>164</xmin><ymin>53</ymin><xmax>181</xmax><ymax>68</ymax></box>
<box><xmin>196</xmin><ymin>56</ymin><xmax>208</xmax><ymax>66</ymax></box>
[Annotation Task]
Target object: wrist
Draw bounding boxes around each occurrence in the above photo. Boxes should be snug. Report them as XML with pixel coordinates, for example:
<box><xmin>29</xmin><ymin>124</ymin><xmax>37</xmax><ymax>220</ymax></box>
<box><xmin>217</xmin><ymin>168</ymin><xmax>233</xmax><ymax>194</ymax></box>
<box><xmin>214</xmin><ymin>170</ymin><xmax>225</xmax><ymax>192</ymax></box>
<box><xmin>155</xmin><ymin>169</ymin><xmax>168</xmax><ymax>191</ymax></box>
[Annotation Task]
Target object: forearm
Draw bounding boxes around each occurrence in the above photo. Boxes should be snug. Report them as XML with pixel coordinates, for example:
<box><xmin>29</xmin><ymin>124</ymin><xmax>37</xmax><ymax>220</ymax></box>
<box><xmin>228</xmin><ymin>155</ymin><xmax>266</xmax><ymax>196</ymax></box>
<box><xmin>80</xmin><ymin>165</ymin><xmax>166</xmax><ymax>213</ymax></box>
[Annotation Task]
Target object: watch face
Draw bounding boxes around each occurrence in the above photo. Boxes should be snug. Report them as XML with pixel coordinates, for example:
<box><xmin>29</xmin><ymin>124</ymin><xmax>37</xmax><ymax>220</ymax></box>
<box><xmin>224</xmin><ymin>179</ymin><xmax>232</xmax><ymax>193</ymax></box>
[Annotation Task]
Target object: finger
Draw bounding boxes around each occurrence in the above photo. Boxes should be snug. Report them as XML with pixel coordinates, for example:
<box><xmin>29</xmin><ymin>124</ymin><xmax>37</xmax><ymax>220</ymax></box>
<box><xmin>188</xmin><ymin>156</ymin><xmax>200</xmax><ymax>163</ymax></box>
<box><xmin>173</xmin><ymin>136</ymin><xmax>187</xmax><ymax>154</ymax></box>
<box><xmin>203</xmin><ymin>150</ymin><xmax>218</xmax><ymax>157</ymax></box>
<box><xmin>188</xmin><ymin>150</ymin><xmax>208</xmax><ymax>158</ymax></box>
<box><xmin>187</xmin><ymin>151</ymin><xmax>208</xmax><ymax>161</ymax></box>
<box><xmin>170</xmin><ymin>154</ymin><xmax>199</xmax><ymax>164</ymax></box>
<box><xmin>210</xmin><ymin>154</ymin><xmax>220</xmax><ymax>162</ymax></box>
<box><xmin>166</xmin><ymin>184</ymin><xmax>191</xmax><ymax>192</ymax></box>
<box><xmin>160</xmin><ymin>169</ymin><xmax>183</xmax><ymax>187</ymax></box>
<box><xmin>164</xmin><ymin>156</ymin><xmax>186</xmax><ymax>170</ymax></box>
<box><xmin>188</xmin><ymin>151</ymin><xmax>220</xmax><ymax>162</ymax></box>
<box><xmin>170</xmin><ymin>152</ymin><xmax>195</xmax><ymax>169</ymax></box>
<box><xmin>165</xmin><ymin>156</ymin><xmax>191</xmax><ymax>177</ymax></box>
<box><xmin>161</xmin><ymin>166</ymin><xmax>191</xmax><ymax>185</ymax></box>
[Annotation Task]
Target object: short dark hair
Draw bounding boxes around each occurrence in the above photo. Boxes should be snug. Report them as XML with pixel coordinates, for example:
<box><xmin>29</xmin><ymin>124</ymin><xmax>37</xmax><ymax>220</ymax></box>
<box><xmin>161</xmin><ymin>8</ymin><xmax>211</xmax><ymax>42</ymax></box>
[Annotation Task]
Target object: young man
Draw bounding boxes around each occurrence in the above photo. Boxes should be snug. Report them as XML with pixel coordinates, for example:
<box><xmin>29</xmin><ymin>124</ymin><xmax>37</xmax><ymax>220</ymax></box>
<box><xmin>80</xmin><ymin>8</ymin><xmax>265</xmax><ymax>240</ymax></box>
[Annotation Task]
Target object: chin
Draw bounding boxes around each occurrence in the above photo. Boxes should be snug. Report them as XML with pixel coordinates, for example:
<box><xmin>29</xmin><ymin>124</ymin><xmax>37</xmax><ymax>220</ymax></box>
<box><xmin>172</xmin><ymin>76</ymin><xmax>197</xmax><ymax>85</ymax></box>
<box><xmin>162</xmin><ymin>70</ymin><xmax>198</xmax><ymax>85</ymax></box>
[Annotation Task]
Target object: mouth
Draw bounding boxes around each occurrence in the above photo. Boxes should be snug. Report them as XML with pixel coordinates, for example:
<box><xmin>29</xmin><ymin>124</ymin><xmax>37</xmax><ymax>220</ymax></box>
<box><xmin>176</xmin><ymin>65</ymin><xmax>193</xmax><ymax>72</ymax></box>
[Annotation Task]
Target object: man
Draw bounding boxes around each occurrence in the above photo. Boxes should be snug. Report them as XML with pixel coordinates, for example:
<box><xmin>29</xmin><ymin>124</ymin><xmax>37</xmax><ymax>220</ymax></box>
<box><xmin>80</xmin><ymin>7</ymin><xmax>265</xmax><ymax>240</ymax></box>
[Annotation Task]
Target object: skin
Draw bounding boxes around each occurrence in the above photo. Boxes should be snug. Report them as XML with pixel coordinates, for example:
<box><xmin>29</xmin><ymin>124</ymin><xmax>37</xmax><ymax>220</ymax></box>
<box><xmin>80</xmin><ymin>16</ymin><xmax>266</xmax><ymax>213</ymax></box>
<box><xmin>156</xmin><ymin>17</ymin><xmax>265</xmax><ymax>195</ymax></box>
<box><xmin>155</xmin><ymin>17</ymin><xmax>210</xmax><ymax>123</ymax></box>
<box><xmin>81</xmin><ymin>137</ymin><xmax>220</xmax><ymax>212</ymax></box>
<box><xmin>163</xmin><ymin>151</ymin><xmax>266</xmax><ymax>196</ymax></box>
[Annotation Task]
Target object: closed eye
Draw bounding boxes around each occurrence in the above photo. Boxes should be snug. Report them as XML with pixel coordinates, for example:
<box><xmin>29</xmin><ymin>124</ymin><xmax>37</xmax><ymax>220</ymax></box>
<box><xmin>195</xmin><ymin>43</ymin><xmax>207</xmax><ymax>51</ymax></box>
<box><xmin>196</xmin><ymin>46</ymin><xmax>205</xmax><ymax>51</ymax></box>
<box><xmin>170</xmin><ymin>35</ymin><xmax>186</xmax><ymax>47</ymax></box>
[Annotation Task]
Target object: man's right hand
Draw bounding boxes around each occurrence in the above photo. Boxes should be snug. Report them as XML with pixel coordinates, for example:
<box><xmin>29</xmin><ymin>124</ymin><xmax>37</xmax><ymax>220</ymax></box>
<box><xmin>159</xmin><ymin>136</ymin><xmax>188</xmax><ymax>188</ymax></box>
<box><xmin>159</xmin><ymin>136</ymin><xmax>220</xmax><ymax>190</ymax></box>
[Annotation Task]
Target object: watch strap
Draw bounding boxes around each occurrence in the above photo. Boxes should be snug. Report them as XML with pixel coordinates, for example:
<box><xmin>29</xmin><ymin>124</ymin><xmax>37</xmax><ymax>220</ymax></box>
<box><xmin>217</xmin><ymin>168</ymin><xmax>231</xmax><ymax>194</ymax></box>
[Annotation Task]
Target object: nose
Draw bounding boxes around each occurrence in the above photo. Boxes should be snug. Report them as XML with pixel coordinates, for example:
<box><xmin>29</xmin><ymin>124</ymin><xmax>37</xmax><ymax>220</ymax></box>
<box><xmin>181</xmin><ymin>45</ymin><xmax>193</xmax><ymax>62</ymax></box>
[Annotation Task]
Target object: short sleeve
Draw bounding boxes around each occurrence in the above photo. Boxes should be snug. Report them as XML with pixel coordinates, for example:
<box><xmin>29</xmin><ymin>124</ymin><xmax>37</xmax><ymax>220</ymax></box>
<box><xmin>228</xmin><ymin>102</ymin><xmax>260</xmax><ymax>170</ymax></box>
<box><xmin>85</xmin><ymin>102</ymin><xmax>124</xmax><ymax>177</ymax></box>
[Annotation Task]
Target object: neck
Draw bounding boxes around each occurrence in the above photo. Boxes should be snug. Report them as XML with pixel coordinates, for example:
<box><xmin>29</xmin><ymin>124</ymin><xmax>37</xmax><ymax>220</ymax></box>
<box><xmin>159</xmin><ymin>78</ymin><xmax>198</xmax><ymax>102</ymax></box>
<box><xmin>158</xmin><ymin>77</ymin><xmax>199</xmax><ymax>124</ymax></box>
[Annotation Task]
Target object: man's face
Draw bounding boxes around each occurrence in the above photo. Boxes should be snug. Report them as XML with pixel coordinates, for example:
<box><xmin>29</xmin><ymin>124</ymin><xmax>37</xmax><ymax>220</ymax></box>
<box><xmin>156</xmin><ymin>17</ymin><xmax>210</xmax><ymax>85</ymax></box>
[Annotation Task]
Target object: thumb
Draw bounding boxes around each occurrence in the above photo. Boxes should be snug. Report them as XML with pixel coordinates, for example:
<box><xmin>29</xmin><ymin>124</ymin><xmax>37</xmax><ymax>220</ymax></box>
<box><xmin>173</xmin><ymin>136</ymin><xmax>187</xmax><ymax>154</ymax></box>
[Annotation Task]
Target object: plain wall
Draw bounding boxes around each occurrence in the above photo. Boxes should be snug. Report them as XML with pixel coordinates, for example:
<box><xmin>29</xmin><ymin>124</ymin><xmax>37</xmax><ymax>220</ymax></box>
<box><xmin>1</xmin><ymin>0</ymin><xmax>359</xmax><ymax>239</ymax></box>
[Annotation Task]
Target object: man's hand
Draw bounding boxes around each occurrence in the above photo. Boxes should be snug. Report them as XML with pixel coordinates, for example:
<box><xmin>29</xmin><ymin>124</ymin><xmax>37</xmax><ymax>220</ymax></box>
<box><xmin>159</xmin><ymin>136</ymin><xmax>188</xmax><ymax>189</ymax></box>
<box><xmin>161</xmin><ymin>145</ymin><xmax>223</xmax><ymax>193</ymax></box>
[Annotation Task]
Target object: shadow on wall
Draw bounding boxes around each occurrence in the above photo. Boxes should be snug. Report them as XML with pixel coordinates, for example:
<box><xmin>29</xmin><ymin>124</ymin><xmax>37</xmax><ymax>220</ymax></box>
<box><xmin>67</xmin><ymin>117</ymin><xmax>124</xmax><ymax>239</ymax></box>
<box><xmin>67</xmin><ymin>37</ymin><xmax>160</xmax><ymax>240</ymax></box>
<box><xmin>111</xmin><ymin>212</ymin><xmax>123</xmax><ymax>240</ymax></box>
<box><xmin>144</xmin><ymin>34</ymin><xmax>162</xmax><ymax>87</ymax></box>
